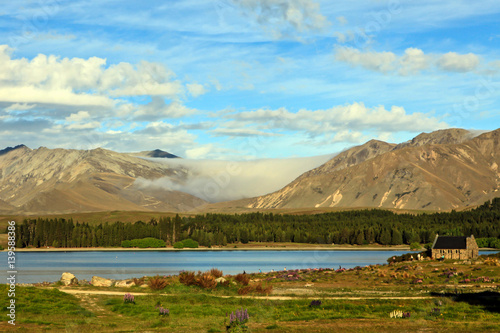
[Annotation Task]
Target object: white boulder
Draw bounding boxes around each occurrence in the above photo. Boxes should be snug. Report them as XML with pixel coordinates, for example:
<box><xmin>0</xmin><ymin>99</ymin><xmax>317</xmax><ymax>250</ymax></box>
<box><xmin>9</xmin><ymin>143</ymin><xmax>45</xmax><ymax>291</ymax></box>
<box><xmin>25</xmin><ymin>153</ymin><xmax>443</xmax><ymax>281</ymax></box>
<box><xmin>91</xmin><ymin>276</ymin><xmax>114</xmax><ymax>287</ymax></box>
<box><xmin>61</xmin><ymin>272</ymin><xmax>78</xmax><ymax>286</ymax></box>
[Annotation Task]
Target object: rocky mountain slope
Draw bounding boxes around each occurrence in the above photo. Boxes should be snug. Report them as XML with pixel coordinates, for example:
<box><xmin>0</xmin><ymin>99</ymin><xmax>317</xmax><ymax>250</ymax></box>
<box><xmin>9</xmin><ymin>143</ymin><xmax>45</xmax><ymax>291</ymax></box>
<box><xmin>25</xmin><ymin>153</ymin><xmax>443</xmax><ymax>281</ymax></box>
<box><xmin>246</xmin><ymin>128</ymin><xmax>500</xmax><ymax>211</ymax></box>
<box><xmin>2</xmin><ymin>128</ymin><xmax>498</xmax><ymax>214</ymax></box>
<box><xmin>0</xmin><ymin>146</ymin><xmax>205</xmax><ymax>214</ymax></box>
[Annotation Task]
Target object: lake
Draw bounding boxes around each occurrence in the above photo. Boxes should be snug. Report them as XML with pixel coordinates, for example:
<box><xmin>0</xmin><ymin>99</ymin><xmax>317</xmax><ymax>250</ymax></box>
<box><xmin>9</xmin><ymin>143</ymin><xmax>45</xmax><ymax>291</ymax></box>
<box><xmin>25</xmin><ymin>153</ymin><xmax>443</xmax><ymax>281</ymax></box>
<box><xmin>1</xmin><ymin>250</ymin><xmax>497</xmax><ymax>284</ymax></box>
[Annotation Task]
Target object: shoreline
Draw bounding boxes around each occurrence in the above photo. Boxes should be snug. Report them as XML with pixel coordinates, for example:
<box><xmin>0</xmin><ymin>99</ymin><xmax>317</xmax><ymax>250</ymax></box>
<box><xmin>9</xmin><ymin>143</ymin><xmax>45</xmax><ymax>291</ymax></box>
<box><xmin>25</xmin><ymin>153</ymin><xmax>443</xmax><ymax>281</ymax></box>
<box><xmin>7</xmin><ymin>245</ymin><xmax>499</xmax><ymax>252</ymax></box>
<box><xmin>10</xmin><ymin>244</ymin><xmax>415</xmax><ymax>252</ymax></box>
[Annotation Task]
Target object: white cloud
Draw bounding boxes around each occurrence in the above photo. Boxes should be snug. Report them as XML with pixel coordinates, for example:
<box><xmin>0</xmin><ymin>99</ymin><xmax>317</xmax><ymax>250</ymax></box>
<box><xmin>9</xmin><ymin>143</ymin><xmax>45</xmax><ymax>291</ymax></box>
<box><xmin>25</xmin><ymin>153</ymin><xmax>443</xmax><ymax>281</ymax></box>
<box><xmin>331</xmin><ymin>130</ymin><xmax>366</xmax><ymax>143</ymax></box>
<box><xmin>336</xmin><ymin>16</ymin><xmax>348</xmax><ymax>25</ymax></box>
<box><xmin>66</xmin><ymin>121</ymin><xmax>101</xmax><ymax>130</ymax></box>
<box><xmin>399</xmin><ymin>47</ymin><xmax>431</xmax><ymax>75</ymax></box>
<box><xmin>65</xmin><ymin>111</ymin><xmax>100</xmax><ymax>130</ymax></box>
<box><xmin>0</xmin><ymin>45</ymin><xmax>183</xmax><ymax>109</ymax></box>
<box><xmin>185</xmin><ymin>145</ymin><xmax>217</xmax><ymax>159</ymax></box>
<box><xmin>334</xmin><ymin>46</ymin><xmax>396</xmax><ymax>73</ymax></box>
<box><xmin>100</xmin><ymin>61</ymin><xmax>182</xmax><ymax>97</ymax></box>
<box><xmin>186</xmin><ymin>83</ymin><xmax>207</xmax><ymax>97</ymax></box>
<box><xmin>135</xmin><ymin>153</ymin><xmax>333</xmax><ymax>202</ymax></box>
<box><xmin>333</xmin><ymin>32</ymin><xmax>347</xmax><ymax>43</ymax></box>
<box><xmin>5</xmin><ymin>103</ymin><xmax>36</xmax><ymax>111</ymax></box>
<box><xmin>133</xmin><ymin>97</ymin><xmax>198</xmax><ymax>120</ymax></box>
<box><xmin>436</xmin><ymin>52</ymin><xmax>480</xmax><ymax>73</ymax></box>
<box><xmin>210</xmin><ymin>78</ymin><xmax>223</xmax><ymax>91</ymax></box>
<box><xmin>211</xmin><ymin>128</ymin><xmax>279</xmax><ymax>137</ymax></box>
<box><xmin>65</xmin><ymin>111</ymin><xmax>91</xmax><ymax>122</ymax></box>
<box><xmin>335</xmin><ymin>46</ymin><xmax>482</xmax><ymax>75</ymax></box>
<box><xmin>233</xmin><ymin>0</ymin><xmax>329</xmax><ymax>39</ymax></box>
<box><xmin>0</xmin><ymin>86</ymin><xmax>114</xmax><ymax>107</ymax></box>
<box><xmin>0</xmin><ymin>45</ymin><xmax>206</xmax><ymax>155</ymax></box>
<box><xmin>223</xmin><ymin>102</ymin><xmax>448</xmax><ymax>137</ymax></box>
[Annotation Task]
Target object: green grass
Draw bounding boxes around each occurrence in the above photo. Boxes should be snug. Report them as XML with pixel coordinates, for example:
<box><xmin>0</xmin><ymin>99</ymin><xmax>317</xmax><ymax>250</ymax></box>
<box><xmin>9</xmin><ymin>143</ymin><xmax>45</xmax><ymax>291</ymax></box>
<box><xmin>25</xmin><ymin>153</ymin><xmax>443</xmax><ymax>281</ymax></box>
<box><xmin>0</xmin><ymin>285</ymin><xmax>93</xmax><ymax>331</ymax></box>
<box><xmin>3</xmin><ymin>284</ymin><xmax>500</xmax><ymax>332</ymax></box>
<box><xmin>3</xmin><ymin>257</ymin><xmax>500</xmax><ymax>332</ymax></box>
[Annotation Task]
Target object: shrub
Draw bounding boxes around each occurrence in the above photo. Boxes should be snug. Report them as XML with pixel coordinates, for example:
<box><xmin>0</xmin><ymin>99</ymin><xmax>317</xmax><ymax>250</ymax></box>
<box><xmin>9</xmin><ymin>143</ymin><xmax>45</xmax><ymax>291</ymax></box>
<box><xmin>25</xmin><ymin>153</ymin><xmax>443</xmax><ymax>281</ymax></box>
<box><xmin>173</xmin><ymin>239</ymin><xmax>199</xmax><ymax>249</ymax></box>
<box><xmin>409</xmin><ymin>242</ymin><xmax>421</xmax><ymax>250</ymax></box>
<box><xmin>133</xmin><ymin>277</ymin><xmax>145</xmax><ymax>286</ymax></box>
<box><xmin>255</xmin><ymin>283</ymin><xmax>272</xmax><ymax>294</ymax></box>
<box><xmin>235</xmin><ymin>273</ymin><xmax>250</xmax><ymax>286</ymax></box>
<box><xmin>179</xmin><ymin>271</ymin><xmax>197</xmax><ymax>286</ymax></box>
<box><xmin>209</xmin><ymin>268</ymin><xmax>223</xmax><ymax>278</ymax></box>
<box><xmin>237</xmin><ymin>286</ymin><xmax>253</xmax><ymax>295</ymax></box>
<box><xmin>148</xmin><ymin>275</ymin><xmax>168</xmax><ymax>290</ymax></box>
<box><xmin>122</xmin><ymin>238</ymin><xmax>166</xmax><ymax>248</ymax></box>
<box><xmin>197</xmin><ymin>272</ymin><xmax>217</xmax><ymax>289</ymax></box>
<box><xmin>181</xmin><ymin>239</ymin><xmax>199</xmax><ymax>248</ymax></box>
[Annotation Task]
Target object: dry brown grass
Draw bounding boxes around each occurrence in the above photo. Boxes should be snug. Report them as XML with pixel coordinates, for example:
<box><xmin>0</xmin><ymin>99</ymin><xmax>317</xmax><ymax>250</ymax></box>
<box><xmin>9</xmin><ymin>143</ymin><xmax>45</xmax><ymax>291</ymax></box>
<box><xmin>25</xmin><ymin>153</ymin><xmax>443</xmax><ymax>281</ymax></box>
<box><xmin>209</xmin><ymin>268</ymin><xmax>223</xmax><ymax>278</ymax></box>
<box><xmin>254</xmin><ymin>282</ymin><xmax>272</xmax><ymax>294</ymax></box>
<box><xmin>197</xmin><ymin>272</ymin><xmax>217</xmax><ymax>289</ymax></box>
<box><xmin>179</xmin><ymin>271</ymin><xmax>197</xmax><ymax>286</ymax></box>
<box><xmin>132</xmin><ymin>277</ymin><xmax>145</xmax><ymax>286</ymax></box>
<box><xmin>237</xmin><ymin>282</ymin><xmax>272</xmax><ymax>295</ymax></box>
<box><xmin>147</xmin><ymin>275</ymin><xmax>168</xmax><ymax>290</ymax></box>
<box><xmin>235</xmin><ymin>273</ymin><xmax>250</xmax><ymax>286</ymax></box>
<box><xmin>484</xmin><ymin>258</ymin><xmax>500</xmax><ymax>266</ymax></box>
<box><xmin>179</xmin><ymin>270</ymin><xmax>220</xmax><ymax>289</ymax></box>
<box><xmin>237</xmin><ymin>285</ymin><xmax>253</xmax><ymax>295</ymax></box>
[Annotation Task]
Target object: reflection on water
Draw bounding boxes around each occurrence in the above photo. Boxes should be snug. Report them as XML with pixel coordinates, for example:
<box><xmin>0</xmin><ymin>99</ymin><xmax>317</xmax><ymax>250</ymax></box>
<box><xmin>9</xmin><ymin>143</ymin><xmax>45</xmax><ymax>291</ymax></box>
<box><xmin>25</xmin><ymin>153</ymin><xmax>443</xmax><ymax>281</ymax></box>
<box><xmin>0</xmin><ymin>250</ymin><xmax>497</xmax><ymax>283</ymax></box>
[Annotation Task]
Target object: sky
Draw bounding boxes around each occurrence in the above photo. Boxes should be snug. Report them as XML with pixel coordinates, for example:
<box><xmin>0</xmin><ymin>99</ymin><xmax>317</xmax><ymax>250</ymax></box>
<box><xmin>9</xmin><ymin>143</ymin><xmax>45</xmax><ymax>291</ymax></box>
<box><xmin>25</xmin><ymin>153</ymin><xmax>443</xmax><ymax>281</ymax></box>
<box><xmin>0</xmin><ymin>0</ymin><xmax>499</xmax><ymax>160</ymax></box>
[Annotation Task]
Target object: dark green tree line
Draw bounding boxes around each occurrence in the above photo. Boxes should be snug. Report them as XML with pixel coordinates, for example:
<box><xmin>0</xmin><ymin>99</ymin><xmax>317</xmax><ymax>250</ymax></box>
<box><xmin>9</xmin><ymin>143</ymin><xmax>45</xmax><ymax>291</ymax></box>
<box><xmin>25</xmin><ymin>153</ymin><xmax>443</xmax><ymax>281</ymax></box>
<box><xmin>12</xmin><ymin>198</ymin><xmax>500</xmax><ymax>248</ymax></box>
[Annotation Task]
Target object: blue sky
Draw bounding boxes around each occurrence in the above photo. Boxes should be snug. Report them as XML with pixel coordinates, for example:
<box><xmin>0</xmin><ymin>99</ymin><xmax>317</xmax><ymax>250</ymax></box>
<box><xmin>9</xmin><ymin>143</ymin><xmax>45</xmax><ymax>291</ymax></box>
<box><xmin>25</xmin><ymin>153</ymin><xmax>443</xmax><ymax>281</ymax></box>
<box><xmin>0</xmin><ymin>0</ymin><xmax>499</xmax><ymax>159</ymax></box>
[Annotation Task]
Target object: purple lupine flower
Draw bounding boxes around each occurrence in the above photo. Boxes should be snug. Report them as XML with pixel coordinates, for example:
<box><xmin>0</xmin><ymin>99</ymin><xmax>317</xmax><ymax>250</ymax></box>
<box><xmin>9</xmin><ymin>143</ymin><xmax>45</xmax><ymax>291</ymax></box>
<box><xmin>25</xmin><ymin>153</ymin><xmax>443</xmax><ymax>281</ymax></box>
<box><xmin>228</xmin><ymin>308</ymin><xmax>249</xmax><ymax>326</ymax></box>
<box><xmin>123</xmin><ymin>293</ymin><xmax>135</xmax><ymax>303</ymax></box>
<box><xmin>159</xmin><ymin>306</ymin><xmax>169</xmax><ymax>316</ymax></box>
<box><xmin>309</xmin><ymin>300</ymin><xmax>322</xmax><ymax>307</ymax></box>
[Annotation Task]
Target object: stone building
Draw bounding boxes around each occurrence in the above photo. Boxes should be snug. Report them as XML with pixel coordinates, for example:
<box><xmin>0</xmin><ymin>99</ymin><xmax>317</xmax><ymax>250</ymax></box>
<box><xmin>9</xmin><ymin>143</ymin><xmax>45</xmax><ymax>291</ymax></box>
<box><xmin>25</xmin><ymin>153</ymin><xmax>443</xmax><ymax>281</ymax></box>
<box><xmin>431</xmin><ymin>234</ymin><xmax>479</xmax><ymax>260</ymax></box>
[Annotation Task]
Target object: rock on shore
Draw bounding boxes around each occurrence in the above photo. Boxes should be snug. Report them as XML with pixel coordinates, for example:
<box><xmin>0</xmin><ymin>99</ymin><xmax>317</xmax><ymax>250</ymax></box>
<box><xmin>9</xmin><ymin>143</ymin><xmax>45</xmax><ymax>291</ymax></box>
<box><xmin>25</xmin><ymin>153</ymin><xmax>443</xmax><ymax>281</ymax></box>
<box><xmin>61</xmin><ymin>272</ymin><xmax>78</xmax><ymax>286</ymax></box>
<box><xmin>91</xmin><ymin>276</ymin><xmax>114</xmax><ymax>287</ymax></box>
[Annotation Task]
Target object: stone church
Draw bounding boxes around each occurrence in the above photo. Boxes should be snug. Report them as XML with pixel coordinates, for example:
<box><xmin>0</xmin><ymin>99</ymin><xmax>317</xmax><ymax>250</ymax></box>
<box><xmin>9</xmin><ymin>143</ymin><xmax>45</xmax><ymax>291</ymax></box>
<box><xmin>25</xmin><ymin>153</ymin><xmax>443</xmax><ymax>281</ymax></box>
<box><xmin>431</xmin><ymin>234</ymin><xmax>479</xmax><ymax>260</ymax></box>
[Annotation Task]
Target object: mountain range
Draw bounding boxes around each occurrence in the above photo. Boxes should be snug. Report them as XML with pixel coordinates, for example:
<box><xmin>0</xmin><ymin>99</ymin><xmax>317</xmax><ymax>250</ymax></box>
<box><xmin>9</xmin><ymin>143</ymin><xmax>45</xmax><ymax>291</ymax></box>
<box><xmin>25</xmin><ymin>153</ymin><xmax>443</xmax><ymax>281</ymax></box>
<box><xmin>0</xmin><ymin>146</ymin><xmax>204</xmax><ymax>214</ymax></box>
<box><xmin>243</xmin><ymin>128</ymin><xmax>499</xmax><ymax>211</ymax></box>
<box><xmin>1</xmin><ymin>128</ymin><xmax>498</xmax><ymax>214</ymax></box>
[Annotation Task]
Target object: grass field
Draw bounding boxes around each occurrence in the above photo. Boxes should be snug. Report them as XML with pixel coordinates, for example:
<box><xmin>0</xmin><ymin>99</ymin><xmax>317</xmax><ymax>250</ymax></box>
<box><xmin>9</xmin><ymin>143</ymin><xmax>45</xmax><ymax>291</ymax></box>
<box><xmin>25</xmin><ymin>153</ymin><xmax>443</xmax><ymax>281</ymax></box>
<box><xmin>1</xmin><ymin>255</ymin><xmax>499</xmax><ymax>332</ymax></box>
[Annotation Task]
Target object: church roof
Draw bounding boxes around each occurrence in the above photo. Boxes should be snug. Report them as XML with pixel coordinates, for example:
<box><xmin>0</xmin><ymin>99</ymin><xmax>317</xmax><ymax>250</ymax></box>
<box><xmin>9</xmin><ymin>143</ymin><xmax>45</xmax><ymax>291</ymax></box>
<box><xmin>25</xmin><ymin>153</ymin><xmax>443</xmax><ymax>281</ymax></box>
<box><xmin>433</xmin><ymin>236</ymin><xmax>467</xmax><ymax>249</ymax></box>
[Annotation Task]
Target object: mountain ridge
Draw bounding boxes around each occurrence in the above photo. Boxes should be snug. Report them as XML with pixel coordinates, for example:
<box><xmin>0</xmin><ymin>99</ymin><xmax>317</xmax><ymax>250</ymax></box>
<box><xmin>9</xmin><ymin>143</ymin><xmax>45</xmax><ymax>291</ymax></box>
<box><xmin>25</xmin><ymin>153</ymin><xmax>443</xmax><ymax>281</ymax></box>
<box><xmin>128</xmin><ymin>149</ymin><xmax>180</xmax><ymax>159</ymax></box>
<box><xmin>243</xmin><ymin>128</ymin><xmax>500</xmax><ymax>211</ymax></box>
<box><xmin>1</xmin><ymin>128</ymin><xmax>499</xmax><ymax>214</ymax></box>
<box><xmin>0</xmin><ymin>146</ymin><xmax>205</xmax><ymax>214</ymax></box>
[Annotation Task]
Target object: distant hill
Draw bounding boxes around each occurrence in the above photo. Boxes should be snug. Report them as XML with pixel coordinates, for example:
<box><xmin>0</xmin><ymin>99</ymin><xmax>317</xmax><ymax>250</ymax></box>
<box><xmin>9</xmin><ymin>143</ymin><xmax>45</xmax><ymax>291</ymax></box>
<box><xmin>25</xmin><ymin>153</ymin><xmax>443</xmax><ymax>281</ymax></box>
<box><xmin>0</xmin><ymin>146</ymin><xmax>204</xmax><ymax>214</ymax></box>
<box><xmin>211</xmin><ymin>128</ymin><xmax>500</xmax><ymax>212</ymax></box>
<box><xmin>128</xmin><ymin>149</ymin><xmax>180</xmax><ymax>159</ymax></box>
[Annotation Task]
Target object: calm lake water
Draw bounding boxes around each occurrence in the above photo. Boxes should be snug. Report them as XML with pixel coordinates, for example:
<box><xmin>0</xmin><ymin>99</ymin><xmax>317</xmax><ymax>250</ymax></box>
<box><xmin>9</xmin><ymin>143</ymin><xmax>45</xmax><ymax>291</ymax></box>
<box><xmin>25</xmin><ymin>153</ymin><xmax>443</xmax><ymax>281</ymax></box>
<box><xmin>1</xmin><ymin>250</ymin><xmax>497</xmax><ymax>284</ymax></box>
